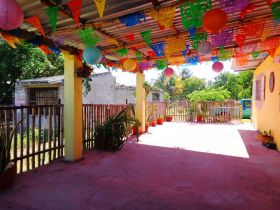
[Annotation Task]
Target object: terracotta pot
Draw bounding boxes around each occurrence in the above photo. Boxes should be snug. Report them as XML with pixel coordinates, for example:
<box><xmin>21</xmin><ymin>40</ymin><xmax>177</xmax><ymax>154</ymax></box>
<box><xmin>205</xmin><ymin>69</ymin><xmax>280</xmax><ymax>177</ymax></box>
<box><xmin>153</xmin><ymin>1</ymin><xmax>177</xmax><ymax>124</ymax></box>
<box><xmin>145</xmin><ymin>122</ymin><xmax>149</xmax><ymax>133</ymax></box>
<box><xmin>157</xmin><ymin>118</ymin><xmax>164</xmax><ymax>125</ymax></box>
<box><xmin>132</xmin><ymin>126</ymin><xmax>142</xmax><ymax>135</ymax></box>
<box><xmin>0</xmin><ymin>164</ymin><xmax>16</xmax><ymax>191</ymax></box>
<box><xmin>165</xmin><ymin>116</ymin><xmax>173</xmax><ymax>122</ymax></box>
<box><xmin>197</xmin><ymin>115</ymin><xmax>203</xmax><ymax>122</ymax></box>
<box><xmin>151</xmin><ymin>121</ymin><xmax>157</xmax><ymax>127</ymax></box>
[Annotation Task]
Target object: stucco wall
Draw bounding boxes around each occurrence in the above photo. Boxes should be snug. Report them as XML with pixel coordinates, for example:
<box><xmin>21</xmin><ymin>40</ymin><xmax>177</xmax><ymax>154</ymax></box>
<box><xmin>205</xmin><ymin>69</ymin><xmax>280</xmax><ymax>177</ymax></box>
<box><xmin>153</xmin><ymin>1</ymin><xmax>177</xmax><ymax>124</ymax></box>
<box><xmin>252</xmin><ymin>47</ymin><xmax>280</xmax><ymax>150</ymax></box>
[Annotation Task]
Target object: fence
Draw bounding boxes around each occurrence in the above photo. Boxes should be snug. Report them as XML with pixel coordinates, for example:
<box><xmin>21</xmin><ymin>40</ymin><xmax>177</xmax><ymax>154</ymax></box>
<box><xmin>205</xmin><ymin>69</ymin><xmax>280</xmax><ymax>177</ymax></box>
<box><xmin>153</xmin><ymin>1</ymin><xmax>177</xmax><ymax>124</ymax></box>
<box><xmin>147</xmin><ymin>101</ymin><xmax>242</xmax><ymax>123</ymax></box>
<box><xmin>0</xmin><ymin>104</ymin><xmax>126</xmax><ymax>174</ymax></box>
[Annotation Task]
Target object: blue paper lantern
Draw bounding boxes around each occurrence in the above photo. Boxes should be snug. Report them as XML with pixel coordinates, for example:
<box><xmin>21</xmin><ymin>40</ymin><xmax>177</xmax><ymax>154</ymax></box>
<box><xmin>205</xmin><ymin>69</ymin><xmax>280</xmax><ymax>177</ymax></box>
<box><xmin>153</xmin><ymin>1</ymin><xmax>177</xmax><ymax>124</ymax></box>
<box><xmin>119</xmin><ymin>12</ymin><xmax>145</xmax><ymax>27</ymax></box>
<box><xmin>83</xmin><ymin>47</ymin><xmax>102</xmax><ymax>65</ymax></box>
<box><xmin>150</xmin><ymin>42</ymin><xmax>165</xmax><ymax>57</ymax></box>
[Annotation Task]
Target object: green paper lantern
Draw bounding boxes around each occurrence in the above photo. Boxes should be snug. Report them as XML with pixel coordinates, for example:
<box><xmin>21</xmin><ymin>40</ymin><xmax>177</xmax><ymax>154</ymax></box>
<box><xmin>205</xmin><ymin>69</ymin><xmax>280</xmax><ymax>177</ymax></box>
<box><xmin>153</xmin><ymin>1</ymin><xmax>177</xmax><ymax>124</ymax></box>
<box><xmin>79</xmin><ymin>28</ymin><xmax>100</xmax><ymax>47</ymax></box>
<box><xmin>46</xmin><ymin>6</ymin><xmax>59</xmax><ymax>32</ymax></box>
<box><xmin>180</xmin><ymin>0</ymin><xmax>212</xmax><ymax>30</ymax></box>
<box><xmin>156</xmin><ymin>59</ymin><xmax>168</xmax><ymax>70</ymax></box>
<box><xmin>115</xmin><ymin>48</ymin><xmax>128</xmax><ymax>57</ymax></box>
<box><xmin>141</xmin><ymin>30</ymin><xmax>152</xmax><ymax>46</ymax></box>
<box><xmin>190</xmin><ymin>33</ymin><xmax>208</xmax><ymax>51</ymax></box>
<box><xmin>252</xmin><ymin>51</ymin><xmax>260</xmax><ymax>59</ymax></box>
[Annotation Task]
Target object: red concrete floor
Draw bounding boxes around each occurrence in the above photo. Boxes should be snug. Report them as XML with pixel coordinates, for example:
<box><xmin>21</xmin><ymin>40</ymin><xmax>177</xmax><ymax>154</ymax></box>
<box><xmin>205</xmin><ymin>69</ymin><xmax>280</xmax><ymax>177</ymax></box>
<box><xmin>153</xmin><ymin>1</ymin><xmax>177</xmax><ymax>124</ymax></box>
<box><xmin>1</xmin><ymin>123</ymin><xmax>280</xmax><ymax>210</ymax></box>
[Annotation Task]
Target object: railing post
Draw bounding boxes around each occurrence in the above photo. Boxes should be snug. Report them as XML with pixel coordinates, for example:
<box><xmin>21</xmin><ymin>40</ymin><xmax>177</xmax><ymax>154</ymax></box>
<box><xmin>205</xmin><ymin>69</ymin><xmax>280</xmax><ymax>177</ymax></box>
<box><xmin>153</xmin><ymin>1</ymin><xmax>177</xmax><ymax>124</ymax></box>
<box><xmin>136</xmin><ymin>72</ymin><xmax>145</xmax><ymax>131</ymax></box>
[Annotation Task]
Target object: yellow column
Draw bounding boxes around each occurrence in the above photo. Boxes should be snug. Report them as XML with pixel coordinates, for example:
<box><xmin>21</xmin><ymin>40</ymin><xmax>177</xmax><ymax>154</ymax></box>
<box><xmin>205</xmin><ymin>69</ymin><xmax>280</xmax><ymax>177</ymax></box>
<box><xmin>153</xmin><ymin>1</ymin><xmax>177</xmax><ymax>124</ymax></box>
<box><xmin>63</xmin><ymin>51</ymin><xmax>83</xmax><ymax>161</ymax></box>
<box><xmin>136</xmin><ymin>72</ymin><xmax>145</xmax><ymax>131</ymax></box>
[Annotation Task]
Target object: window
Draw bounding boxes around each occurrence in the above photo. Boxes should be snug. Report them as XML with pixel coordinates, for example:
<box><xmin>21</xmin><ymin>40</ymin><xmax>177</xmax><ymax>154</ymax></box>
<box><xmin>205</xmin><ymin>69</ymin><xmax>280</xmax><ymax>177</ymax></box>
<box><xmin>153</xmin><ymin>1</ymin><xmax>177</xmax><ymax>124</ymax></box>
<box><xmin>253</xmin><ymin>75</ymin><xmax>265</xmax><ymax>101</ymax></box>
<box><xmin>28</xmin><ymin>88</ymin><xmax>59</xmax><ymax>105</ymax></box>
<box><xmin>152</xmin><ymin>93</ymin><xmax>160</xmax><ymax>102</ymax></box>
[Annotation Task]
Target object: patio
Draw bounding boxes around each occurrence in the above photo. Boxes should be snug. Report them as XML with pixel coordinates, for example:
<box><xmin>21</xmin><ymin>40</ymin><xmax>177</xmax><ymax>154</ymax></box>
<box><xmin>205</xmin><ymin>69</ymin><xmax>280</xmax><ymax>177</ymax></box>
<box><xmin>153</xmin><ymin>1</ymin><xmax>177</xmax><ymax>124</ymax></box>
<box><xmin>1</xmin><ymin>122</ymin><xmax>280</xmax><ymax>210</ymax></box>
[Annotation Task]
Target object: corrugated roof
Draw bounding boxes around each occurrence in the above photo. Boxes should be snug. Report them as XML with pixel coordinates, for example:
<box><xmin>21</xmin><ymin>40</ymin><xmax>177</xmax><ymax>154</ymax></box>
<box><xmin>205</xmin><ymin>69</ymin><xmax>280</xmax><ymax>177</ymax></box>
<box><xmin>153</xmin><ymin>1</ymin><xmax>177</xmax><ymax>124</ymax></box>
<box><xmin>5</xmin><ymin>0</ymin><xmax>280</xmax><ymax>71</ymax></box>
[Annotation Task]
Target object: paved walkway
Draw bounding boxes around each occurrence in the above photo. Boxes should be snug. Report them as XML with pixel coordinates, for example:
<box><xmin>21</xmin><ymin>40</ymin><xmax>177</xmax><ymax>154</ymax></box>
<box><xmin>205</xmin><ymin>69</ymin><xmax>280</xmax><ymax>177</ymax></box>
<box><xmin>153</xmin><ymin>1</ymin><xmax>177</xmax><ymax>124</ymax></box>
<box><xmin>1</xmin><ymin>123</ymin><xmax>280</xmax><ymax>210</ymax></box>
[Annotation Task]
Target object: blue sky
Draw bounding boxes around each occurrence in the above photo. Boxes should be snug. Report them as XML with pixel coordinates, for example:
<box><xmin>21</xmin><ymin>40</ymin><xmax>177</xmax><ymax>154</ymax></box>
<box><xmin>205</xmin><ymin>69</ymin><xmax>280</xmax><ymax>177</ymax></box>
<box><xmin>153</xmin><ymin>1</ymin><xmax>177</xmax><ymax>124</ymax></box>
<box><xmin>94</xmin><ymin>59</ymin><xmax>235</xmax><ymax>86</ymax></box>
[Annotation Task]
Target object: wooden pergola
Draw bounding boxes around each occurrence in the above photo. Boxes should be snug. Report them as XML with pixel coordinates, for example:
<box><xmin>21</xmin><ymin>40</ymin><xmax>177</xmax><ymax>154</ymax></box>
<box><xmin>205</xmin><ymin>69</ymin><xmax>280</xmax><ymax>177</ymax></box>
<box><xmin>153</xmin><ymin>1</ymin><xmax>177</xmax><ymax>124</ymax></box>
<box><xmin>1</xmin><ymin>0</ymin><xmax>280</xmax><ymax>161</ymax></box>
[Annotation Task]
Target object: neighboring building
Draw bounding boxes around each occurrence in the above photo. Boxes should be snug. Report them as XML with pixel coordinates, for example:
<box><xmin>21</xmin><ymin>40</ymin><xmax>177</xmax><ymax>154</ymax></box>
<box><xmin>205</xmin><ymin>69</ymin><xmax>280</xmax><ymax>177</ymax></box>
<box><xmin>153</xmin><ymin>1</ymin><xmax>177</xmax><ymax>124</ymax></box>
<box><xmin>15</xmin><ymin>72</ymin><xmax>164</xmax><ymax>106</ymax></box>
<box><xmin>252</xmin><ymin>47</ymin><xmax>280</xmax><ymax>149</ymax></box>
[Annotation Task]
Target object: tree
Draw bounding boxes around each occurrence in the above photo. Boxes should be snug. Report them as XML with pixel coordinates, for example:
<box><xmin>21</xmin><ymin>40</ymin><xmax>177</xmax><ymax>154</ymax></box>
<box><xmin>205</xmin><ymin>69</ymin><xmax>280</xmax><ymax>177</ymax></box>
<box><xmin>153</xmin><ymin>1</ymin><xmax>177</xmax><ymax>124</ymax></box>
<box><xmin>188</xmin><ymin>88</ymin><xmax>231</xmax><ymax>102</ymax></box>
<box><xmin>183</xmin><ymin>77</ymin><xmax>206</xmax><ymax>97</ymax></box>
<box><xmin>0</xmin><ymin>41</ymin><xmax>63</xmax><ymax>105</ymax></box>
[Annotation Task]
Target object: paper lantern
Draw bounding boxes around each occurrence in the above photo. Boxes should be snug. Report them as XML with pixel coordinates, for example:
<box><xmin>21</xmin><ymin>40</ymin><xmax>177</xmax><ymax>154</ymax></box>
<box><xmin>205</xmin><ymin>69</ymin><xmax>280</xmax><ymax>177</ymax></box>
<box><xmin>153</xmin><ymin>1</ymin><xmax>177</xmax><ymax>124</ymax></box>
<box><xmin>0</xmin><ymin>0</ymin><xmax>24</xmax><ymax>30</ymax></box>
<box><xmin>123</xmin><ymin>59</ymin><xmax>136</xmax><ymax>71</ymax></box>
<box><xmin>83</xmin><ymin>47</ymin><xmax>102</xmax><ymax>65</ymax></box>
<box><xmin>202</xmin><ymin>9</ymin><xmax>227</xmax><ymax>33</ymax></box>
<box><xmin>212</xmin><ymin>62</ymin><xmax>224</xmax><ymax>73</ymax></box>
<box><xmin>164</xmin><ymin>67</ymin><xmax>174</xmax><ymax>77</ymax></box>
<box><xmin>198</xmin><ymin>41</ymin><xmax>212</xmax><ymax>55</ymax></box>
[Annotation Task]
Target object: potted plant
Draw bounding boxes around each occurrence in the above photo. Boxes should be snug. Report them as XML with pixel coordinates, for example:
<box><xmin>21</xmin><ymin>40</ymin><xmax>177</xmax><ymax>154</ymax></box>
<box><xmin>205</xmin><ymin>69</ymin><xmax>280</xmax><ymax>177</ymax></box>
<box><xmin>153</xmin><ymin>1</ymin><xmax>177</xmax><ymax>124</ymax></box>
<box><xmin>197</xmin><ymin>114</ymin><xmax>204</xmax><ymax>123</ymax></box>
<box><xmin>259</xmin><ymin>130</ymin><xmax>277</xmax><ymax>150</ymax></box>
<box><xmin>157</xmin><ymin>115</ymin><xmax>164</xmax><ymax>125</ymax></box>
<box><xmin>94</xmin><ymin>104</ymin><xmax>141</xmax><ymax>151</ymax></box>
<box><xmin>165</xmin><ymin>115</ymin><xmax>173</xmax><ymax>122</ymax></box>
<box><xmin>145</xmin><ymin>122</ymin><xmax>149</xmax><ymax>133</ymax></box>
<box><xmin>0</xmin><ymin>121</ymin><xmax>18</xmax><ymax>190</ymax></box>
<box><xmin>150</xmin><ymin>117</ymin><xmax>157</xmax><ymax>127</ymax></box>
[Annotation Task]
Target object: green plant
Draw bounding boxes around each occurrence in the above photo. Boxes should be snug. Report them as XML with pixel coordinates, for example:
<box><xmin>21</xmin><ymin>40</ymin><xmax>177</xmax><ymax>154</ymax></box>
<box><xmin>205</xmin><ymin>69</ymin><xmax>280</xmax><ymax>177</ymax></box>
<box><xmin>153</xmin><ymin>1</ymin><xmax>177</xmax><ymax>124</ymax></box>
<box><xmin>0</xmin><ymin>120</ymin><xmax>22</xmax><ymax>172</ymax></box>
<box><xmin>94</xmin><ymin>104</ymin><xmax>140</xmax><ymax>152</ymax></box>
<box><xmin>146</xmin><ymin>104</ymin><xmax>157</xmax><ymax>121</ymax></box>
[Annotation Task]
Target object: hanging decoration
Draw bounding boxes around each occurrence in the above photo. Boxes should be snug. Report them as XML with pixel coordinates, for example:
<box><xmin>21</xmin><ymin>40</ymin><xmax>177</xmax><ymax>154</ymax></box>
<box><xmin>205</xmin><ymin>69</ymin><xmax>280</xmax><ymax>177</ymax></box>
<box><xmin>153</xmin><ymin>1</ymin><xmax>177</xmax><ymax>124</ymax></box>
<box><xmin>164</xmin><ymin>67</ymin><xmax>174</xmax><ymax>77</ymax></box>
<box><xmin>188</xmin><ymin>27</ymin><xmax>196</xmax><ymax>39</ymax></box>
<box><xmin>190</xmin><ymin>33</ymin><xmax>208</xmax><ymax>51</ymax></box>
<box><xmin>77</xmin><ymin>64</ymin><xmax>93</xmax><ymax>78</ymax></box>
<box><xmin>186</xmin><ymin>55</ymin><xmax>200</xmax><ymax>65</ymax></box>
<box><xmin>93</xmin><ymin>0</ymin><xmax>106</xmax><ymax>18</ymax></box>
<box><xmin>218</xmin><ymin>47</ymin><xmax>233</xmax><ymax>61</ymax></box>
<box><xmin>240</xmin><ymin>21</ymin><xmax>265</xmax><ymax>37</ymax></box>
<box><xmin>141</xmin><ymin>30</ymin><xmax>152</xmax><ymax>46</ymax></box>
<box><xmin>235</xmin><ymin>33</ymin><xmax>246</xmax><ymax>47</ymax></box>
<box><xmin>252</xmin><ymin>51</ymin><xmax>260</xmax><ymax>59</ymax></box>
<box><xmin>260</xmin><ymin>37</ymin><xmax>280</xmax><ymax>51</ymax></box>
<box><xmin>155</xmin><ymin>59</ymin><xmax>168</xmax><ymax>70</ymax></box>
<box><xmin>147</xmin><ymin>51</ymin><xmax>156</xmax><ymax>57</ymax></box>
<box><xmin>67</xmin><ymin>0</ymin><xmax>83</xmax><ymax>27</ymax></box>
<box><xmin>235</xmin><ymin>52</ymin><xmax>249</xmax><ymax>66</ymax></box>
<box><xmin>0</xmin><ymin>32</ymin><xmax>20</xmax><ymax>48</ymax></box>
<box><xmin>202</xmin><ymin>9</ymin><xmax>227</xmax><ymax>33</ymax></box>
<box><xmin>39</xmin><ymin>45</ymin><xmax>52</xmax><ymax>55</ymax></box>
<box><xmin>150</xmin><ymin>42</ymin><xmax>165</xmax><ymax>57</ymax></box>
<box><xmin>79</xmin><ymin>28</ymin><xmax>100</xmax><ymax>47</ymax></box>
<box><xmin>271</xmin><ymin>2</ymin><xmax>280</xmax><ymax>21</ymax></box>
<box><xmin>211</xmin><ymin>29</ymin><xmax>233</xmax><ymax>47</ymax></box>
<box><xmin>24</xmin><ymin>16</ymin><xmax>46</xmax><ymax>38</ymax></box>
<box><xmin>123</xmin><ymin>59</ymin><xmax>137</xmax><ymax>71</ymax></box>
<box><xmin>46</xmin><ymin>6</ymin><xmax>59</xmax><ymax>32</ymax></box>
<box><xmin>219</xmin><ymin>0</ymin><xmax>248</xmax><ymax>14</ymax></box>
<box><xmin>212</xmin><ymin>62</ymin><xmax>224</xmax><ymax>73</ymax></box>
<box><xmin>115</xmin><ymin>48</ymin><xmax>128</xmax><ymax>57</ymax></box>
<box><xmin>136</xmin><ymin>51</ymin><xmax>143</xmax><ymax>61</ymax></box>
<box><xmin>83</xmin><ymin>47</ymin><xmax>102</xmax><ymax>65</ymax></box>
<box><xmin>107</xmin><ymin>38</ymin><xmax>120</xmax><ymax>46</ymax></box>
<box><xmin>139</xmin><ymin>61</ymin><xmax>150</xmax><ymax>70</ymax></box>
<box><xmin>124</xmin><ymin>34</ymin><xmax>135</xmax><ymax>42</ymax></box>
<box><xmin>0</xmin><ymin>0</ymin><xmax>24</xmax><ymax>30</ymax></box>
<box><xmin>198</xmin><ymin>41</ymin><xmax>212</xmax><ymax>55</ymax></box>
<box><xmin>169</xmin><ymin>57</ymin><xmax>185</xmax><ymax>65</ymax></box>
<box><xmin>165</xmin><ymin>36</ymin><xmax>186</xmax><ymax>57</ymax></box>
<box><xmin>211</xmin><ymin>56</ymin><xmax>219</xmax><ymax>62</ymax></box>
<box><xmin>240</xmin><ymin>4</ymin><xmax>257</xmax><ymax>20</ymax></box>
<box><xmin>180</xmin><ymin>0</ymin><xmax>212</xmax><ymax>30</ymax></box>
<box><xmin>269</xmin><ymin>48</ymin><xmax>277</xmax><ymax>57</ymax></box>
<box><xmin>150</xmin><ymin>6</ymin><xmax>176</xmax><ymax>29</ymax></box>
<box><xmin>119</xmin><ymin>12</ymin><xmax>145</xmax><ymax>27</ymax></box>
<box><xmin>182</xmin><ymin>45</ymin><xmax>190</xmax><ymax>57</ymax></box>
<box><xmin>261</xmin><ymin>29</ymin><xmax>270</xmax><ymax>42</ymax></box>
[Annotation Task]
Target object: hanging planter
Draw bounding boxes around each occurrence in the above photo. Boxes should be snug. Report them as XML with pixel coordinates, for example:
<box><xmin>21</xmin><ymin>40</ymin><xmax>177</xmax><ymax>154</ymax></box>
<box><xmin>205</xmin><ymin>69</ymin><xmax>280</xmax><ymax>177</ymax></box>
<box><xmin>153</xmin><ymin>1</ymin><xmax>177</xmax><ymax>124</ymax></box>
<box><xmin>0</xmin><ymin>0</ymin><xmax>24</xmax><ymax>30</ymax></box>
<box><xmin>76</xmin><ymin>64</ymin><xmax>93</xmax><ymax>78</ymax></box>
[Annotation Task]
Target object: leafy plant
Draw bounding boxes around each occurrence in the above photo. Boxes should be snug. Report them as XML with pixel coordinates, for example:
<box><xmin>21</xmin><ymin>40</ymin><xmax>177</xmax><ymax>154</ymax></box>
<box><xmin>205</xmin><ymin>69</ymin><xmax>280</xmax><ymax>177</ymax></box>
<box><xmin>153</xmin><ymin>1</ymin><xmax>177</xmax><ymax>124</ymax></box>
<box><xmin>0</xmin><ymin>120</ymin><xmax>22</xmax><ymax>172</ymax></box>
<box><xmin>94</xmin><ymin>104</ymin><xmax>140</xmax><ymax>152</ymax></box>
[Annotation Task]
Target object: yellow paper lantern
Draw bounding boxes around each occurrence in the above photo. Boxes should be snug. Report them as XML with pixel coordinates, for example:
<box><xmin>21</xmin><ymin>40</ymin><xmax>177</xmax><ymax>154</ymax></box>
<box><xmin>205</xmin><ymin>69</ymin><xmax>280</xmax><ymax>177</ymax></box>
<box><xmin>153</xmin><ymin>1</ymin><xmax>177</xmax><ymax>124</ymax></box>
<box><xmin>123</xmin><ymin>59</ymin><xmax>136</xmax><ymax>71</ymax></box>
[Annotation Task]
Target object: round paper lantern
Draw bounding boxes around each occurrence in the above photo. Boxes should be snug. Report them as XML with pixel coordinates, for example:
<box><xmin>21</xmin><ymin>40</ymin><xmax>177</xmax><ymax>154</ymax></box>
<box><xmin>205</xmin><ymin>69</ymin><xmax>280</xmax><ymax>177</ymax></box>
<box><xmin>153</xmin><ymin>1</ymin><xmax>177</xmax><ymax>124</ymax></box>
<box><xmin>202</xmin><ymin>9</ymin><xmax>227</xmax><ymax>33</ymax></box>
<box><xmin>164</xmin><ymin>67</ymin><xmax>174</xmax><ymax>77</ymax></box>
<box><xmin>198</xmin><ymin>41</ymin><xmax>212</xmax><ymax>55</ymax></box>
<box><xmin>83</xmin><ymin>47</ymin><xmax>102</xmax><ymax>65</ymax></box>
<box><xmin>212</xmin><ymin>62</ymin><xmax>224</xmax><ymax>73</ymax></box>
<box><xmin>123</xmin><ymin>59</ymin><xmax>136</xmax><ymax>71</ymax></box>
<box><xmin>0</xmin><ymin>0</ymin><xmax>24</xmax><ymax>30</ymax></box>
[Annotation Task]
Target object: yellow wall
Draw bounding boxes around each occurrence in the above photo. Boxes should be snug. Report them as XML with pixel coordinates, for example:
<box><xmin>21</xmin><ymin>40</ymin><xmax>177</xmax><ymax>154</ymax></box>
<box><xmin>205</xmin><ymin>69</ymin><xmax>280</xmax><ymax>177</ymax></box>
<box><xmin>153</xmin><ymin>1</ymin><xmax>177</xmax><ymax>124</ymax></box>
<box><xmin>252</xmin><ymin>47</ymin><xmax>280</xmax><ymax>150</ymax></box>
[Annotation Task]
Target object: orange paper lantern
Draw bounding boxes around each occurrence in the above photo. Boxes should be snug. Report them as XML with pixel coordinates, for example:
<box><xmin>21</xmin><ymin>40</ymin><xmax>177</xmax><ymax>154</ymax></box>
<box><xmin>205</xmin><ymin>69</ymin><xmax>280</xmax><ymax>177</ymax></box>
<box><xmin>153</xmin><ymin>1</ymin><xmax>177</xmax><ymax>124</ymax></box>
<box><xmin>202</xmin><ymin>9</ymin><xmax>227</xmax><ymax>33</ymax></box>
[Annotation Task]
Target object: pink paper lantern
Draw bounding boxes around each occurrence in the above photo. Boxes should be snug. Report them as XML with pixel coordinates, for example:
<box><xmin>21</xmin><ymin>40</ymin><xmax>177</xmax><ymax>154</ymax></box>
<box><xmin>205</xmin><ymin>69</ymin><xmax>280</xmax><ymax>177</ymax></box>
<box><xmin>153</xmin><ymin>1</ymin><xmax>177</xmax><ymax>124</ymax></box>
<box><xmin>0</xmin><ymin>0</ymin><xmax>24</xmax><ymax>30</ymax></box>
<box><xmin>212</xmin><ymin>62</ymin><xmax>224</xmax><ymax>73</ymax></box>
<box><xmin>198</xmin><ymin>41</ymin><xmax>212</xmax><ymax>55</ymax></box>
<box><xmin>164</xmin><ymin>67</ymin><xmax>174</xmax><ymax>77</ymax></box>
